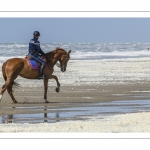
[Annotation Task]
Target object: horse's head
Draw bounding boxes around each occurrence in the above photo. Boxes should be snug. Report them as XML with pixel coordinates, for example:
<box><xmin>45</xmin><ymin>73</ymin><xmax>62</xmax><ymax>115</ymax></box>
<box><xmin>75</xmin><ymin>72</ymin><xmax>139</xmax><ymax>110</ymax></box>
<box><xmin>46</xmin><ymin>47</ymin><xmax>71</xmax><ymax>72</ymax></box>
<box><xmin>58</xmin><ymin>49</ymin><xmax>71</xmax><ymax>72</ymax></box>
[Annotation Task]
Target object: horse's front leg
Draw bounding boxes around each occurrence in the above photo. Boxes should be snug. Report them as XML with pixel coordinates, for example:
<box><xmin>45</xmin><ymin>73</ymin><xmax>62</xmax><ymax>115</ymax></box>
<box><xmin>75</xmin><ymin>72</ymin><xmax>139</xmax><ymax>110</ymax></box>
<box><xmin>50</xmin><ymin>75</ymin><xmax>60</xmax><ymax>93</ymax></box>
<box><xmin>43</xmin><ymin>78</ymin><xmax>49</xmax><ymax>103</ymax></box>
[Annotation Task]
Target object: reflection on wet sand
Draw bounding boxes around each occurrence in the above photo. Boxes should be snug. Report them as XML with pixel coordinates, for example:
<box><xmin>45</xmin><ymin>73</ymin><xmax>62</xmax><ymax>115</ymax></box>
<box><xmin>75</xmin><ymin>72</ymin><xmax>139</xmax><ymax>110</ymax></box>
<box><xmin>1</xmin><ymin>114</ymin><xmax>13</xmax><ymax>123</ymax></box>
<box><xmin>6</xmin><ymin>114</ymin><xmax>13</xmax><ymax>123</ymax></box>
<box><xmin>44</xmin><ymin>106</ymin><xmax>60</xmax><ymax>123</ymax></box>
<box><xmin>1</xmin><ymin>106</ymin><xmax>61</xmax><ymax>124</ymax></box>
<box><xmin>56</xmin><ymin>112</ymin><xmax>60</xmax><ymax>122</ymax></box>
<box><xmin>1</xmin><ymin>107</ymin><xmax>15</xmax><ymax>123</ymax></box>
<box><xmin>1</xmin><ymin>100</ymin><xmax>150</xmax><ymax>124</ymax></box>
<box><xmin>44</xmin><ymin>106</ymin><xmax>47</xmax><ymax>123</ymax></box>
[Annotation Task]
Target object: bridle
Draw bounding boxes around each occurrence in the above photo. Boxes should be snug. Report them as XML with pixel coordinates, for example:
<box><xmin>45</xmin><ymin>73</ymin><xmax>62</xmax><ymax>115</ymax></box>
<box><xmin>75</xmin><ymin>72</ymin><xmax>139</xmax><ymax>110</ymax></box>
<box><xmin>46</xmin><ymin>48</ymin><xmax>70</xmax><ymax>72</ymax></box>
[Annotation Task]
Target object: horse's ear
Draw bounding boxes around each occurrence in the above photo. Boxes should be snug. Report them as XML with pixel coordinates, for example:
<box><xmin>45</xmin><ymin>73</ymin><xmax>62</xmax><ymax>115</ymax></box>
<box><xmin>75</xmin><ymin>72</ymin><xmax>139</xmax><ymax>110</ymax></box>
<box><xmin>56</xmin><ymin>47</ymin><xmax>59</xmax><ymax>50</ymax></box>
<box><xmin>68</xmin><ymin>50</ymin><xmax>71</xmax><ymax>54</ymax></box>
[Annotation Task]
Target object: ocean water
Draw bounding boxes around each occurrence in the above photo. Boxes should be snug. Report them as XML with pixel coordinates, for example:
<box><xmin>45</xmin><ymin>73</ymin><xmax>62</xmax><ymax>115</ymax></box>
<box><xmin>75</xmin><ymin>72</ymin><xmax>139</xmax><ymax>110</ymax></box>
<box><xmin>0</xmin><ymin>43</ymin><xmax>150</xmax><ymax>87</ymax></box>
<box><xmin>0</xmin><ymin>43</ymin><xmax>150</xmax><ymax>60</ymax></box>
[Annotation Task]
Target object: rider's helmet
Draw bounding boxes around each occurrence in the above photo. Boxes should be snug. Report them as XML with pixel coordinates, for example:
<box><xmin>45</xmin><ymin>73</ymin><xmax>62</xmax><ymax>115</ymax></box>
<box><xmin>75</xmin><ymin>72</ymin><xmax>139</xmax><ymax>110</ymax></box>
<box><xmin>33</xmin><ymin>31</ymin><xmax>40</xmax><ymax>37</ymax></box>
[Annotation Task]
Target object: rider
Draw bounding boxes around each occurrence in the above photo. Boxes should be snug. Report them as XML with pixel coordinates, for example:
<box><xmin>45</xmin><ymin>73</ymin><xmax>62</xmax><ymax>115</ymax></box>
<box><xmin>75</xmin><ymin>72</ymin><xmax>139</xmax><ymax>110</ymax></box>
<box><xmin>28</xmin><ymin>31</ymin><xmax>46</xmax><ymax>79</ymax></box>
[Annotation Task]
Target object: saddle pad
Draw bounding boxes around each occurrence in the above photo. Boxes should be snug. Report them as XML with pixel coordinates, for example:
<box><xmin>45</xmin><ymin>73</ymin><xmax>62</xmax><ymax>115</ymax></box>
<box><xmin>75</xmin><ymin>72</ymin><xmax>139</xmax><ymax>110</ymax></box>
<box><xmin>26</xmin><ymin>59</ymin><xmax>40</xmax><ymax>70</ymax></box>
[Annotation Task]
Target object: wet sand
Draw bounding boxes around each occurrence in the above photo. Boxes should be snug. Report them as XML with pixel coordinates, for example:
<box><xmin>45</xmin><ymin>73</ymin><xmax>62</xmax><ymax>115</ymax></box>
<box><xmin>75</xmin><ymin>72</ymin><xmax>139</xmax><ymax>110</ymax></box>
<box><xmin>1</xmin><ymin>81</ymin><xmax>150</xmax><ymax>116</ymax></box>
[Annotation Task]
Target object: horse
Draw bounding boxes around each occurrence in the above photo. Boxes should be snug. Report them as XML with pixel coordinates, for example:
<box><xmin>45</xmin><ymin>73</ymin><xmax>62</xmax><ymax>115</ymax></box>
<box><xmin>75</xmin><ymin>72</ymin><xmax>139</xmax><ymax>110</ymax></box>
<box><xmin>0</xmin><ymin>47</ymin><xmax>71</xmax><ymax>103</ymax></box>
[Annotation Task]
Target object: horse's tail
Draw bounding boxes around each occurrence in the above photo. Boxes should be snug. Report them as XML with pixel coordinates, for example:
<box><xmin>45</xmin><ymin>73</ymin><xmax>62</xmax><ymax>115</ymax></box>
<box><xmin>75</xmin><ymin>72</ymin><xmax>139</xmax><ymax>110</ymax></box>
<box><xmin>12</xmin><ymin>81</ymin><xmax>20</xmax><ymax>90</ymax></box>
<box><xmin>2</xmin><ymin>61</ymin><xmax>7</xmax><ymax>81</ymax></box>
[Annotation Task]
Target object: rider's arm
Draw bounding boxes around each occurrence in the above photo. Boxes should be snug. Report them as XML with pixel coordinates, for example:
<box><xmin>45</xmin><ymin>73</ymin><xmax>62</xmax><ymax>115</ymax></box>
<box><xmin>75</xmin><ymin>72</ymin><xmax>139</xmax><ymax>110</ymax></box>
<box><xmin>34</xmin><ymin>41</ymin><xmax>46</xmax><ymax>56</ymax></box>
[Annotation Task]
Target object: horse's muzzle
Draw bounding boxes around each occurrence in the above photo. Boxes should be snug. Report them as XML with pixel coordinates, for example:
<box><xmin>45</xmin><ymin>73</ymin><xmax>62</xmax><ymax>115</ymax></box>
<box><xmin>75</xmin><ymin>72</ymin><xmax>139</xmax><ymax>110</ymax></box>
<box><xmin>61</xmin><ymin>66</ymin><xmax>66</xmax><ymax>72</ymax></box>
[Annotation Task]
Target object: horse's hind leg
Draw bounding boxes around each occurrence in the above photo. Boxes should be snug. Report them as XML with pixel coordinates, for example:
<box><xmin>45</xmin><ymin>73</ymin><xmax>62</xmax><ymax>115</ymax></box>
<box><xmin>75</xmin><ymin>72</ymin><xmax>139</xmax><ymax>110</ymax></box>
<box><xmin>0</xmin><ymin>59</ymin><xmax>23</xmax><ymax>103</ymax></box>
<box><xmin>0</xmin><ymin>72</ymin><xmax>21</xmax><ymax>103</ymax></box>
<box><xmin>0</xmin><ymin>79</ymin><xmax>17</xmax><ymax>103</ymax></box>
<box><xmin>0</xmin><ymin>84</ymin><xmax>6</xmax><ymax>101</ymax></box>
<box><xmin>0</xmin><ymin>79</ymin><xmax>12</xmax><ymax>101</ymax></box>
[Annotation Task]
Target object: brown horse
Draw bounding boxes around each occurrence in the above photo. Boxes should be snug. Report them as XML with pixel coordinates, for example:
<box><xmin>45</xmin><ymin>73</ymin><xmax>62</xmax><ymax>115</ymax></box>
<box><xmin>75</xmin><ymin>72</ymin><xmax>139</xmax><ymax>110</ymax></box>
<box><xmin>0</xmin><ymin>47</ymin><xmax>71</xmax><ymax>103</ymax></box>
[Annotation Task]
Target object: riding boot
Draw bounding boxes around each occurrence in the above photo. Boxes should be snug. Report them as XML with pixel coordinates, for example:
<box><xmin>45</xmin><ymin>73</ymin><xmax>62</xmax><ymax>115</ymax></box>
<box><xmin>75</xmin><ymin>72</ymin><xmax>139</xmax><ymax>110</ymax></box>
<box><xmin>38</xmin><ymin>65</ymin><xmax>45</xmax><ymax>79</ymax></box>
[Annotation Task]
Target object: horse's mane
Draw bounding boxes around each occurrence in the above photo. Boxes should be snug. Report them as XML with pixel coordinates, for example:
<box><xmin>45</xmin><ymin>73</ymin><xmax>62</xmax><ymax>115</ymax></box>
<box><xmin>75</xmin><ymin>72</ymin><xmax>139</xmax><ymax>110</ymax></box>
<box><xmin>45</xmin><ymin>47</ymin><xmax>67</xmax><ymax>68</ymax></box>
<box><xmin>54</xmin><ymin>47</ymin><xmax>67</xmax><ymax>53</ymax></box>
<box><xmin>46</xmin><ymin>47</ymin><xmax>67</xmax><ymax>55</ymax></box>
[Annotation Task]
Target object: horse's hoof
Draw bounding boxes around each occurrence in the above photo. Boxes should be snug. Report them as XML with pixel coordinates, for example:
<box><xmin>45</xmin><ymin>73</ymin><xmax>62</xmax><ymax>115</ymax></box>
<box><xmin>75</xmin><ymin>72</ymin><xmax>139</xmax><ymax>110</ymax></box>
<box><xmin>55</xmin><ymin>87</ymin><xmax>60</xmax><ymax>93</ymax></box>
<box><xmin>45</xmin><ymin>99</ymin><xmax>49</xmax><ymax>103</ymax></box>
<box><xmin>13</xmin><ymin>101</ymin><xmax>18</xmax><ymax>104</ymax></box>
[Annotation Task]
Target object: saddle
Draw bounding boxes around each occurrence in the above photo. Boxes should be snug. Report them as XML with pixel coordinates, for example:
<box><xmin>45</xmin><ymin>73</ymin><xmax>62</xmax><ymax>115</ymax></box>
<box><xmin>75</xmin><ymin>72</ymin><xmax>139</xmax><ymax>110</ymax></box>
<box><xmin>25</xmin><ymin>55</ymin><xmax>46</xmax><ymax>70</ymax></box>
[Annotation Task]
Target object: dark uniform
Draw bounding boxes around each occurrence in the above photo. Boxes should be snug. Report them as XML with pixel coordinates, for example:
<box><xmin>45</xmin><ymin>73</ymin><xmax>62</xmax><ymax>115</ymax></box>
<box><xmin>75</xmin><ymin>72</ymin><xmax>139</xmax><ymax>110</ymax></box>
<box><xmin>28</xmin><ymin>31</ymin><xmax>46</xmax><ymax>79</ymax></box>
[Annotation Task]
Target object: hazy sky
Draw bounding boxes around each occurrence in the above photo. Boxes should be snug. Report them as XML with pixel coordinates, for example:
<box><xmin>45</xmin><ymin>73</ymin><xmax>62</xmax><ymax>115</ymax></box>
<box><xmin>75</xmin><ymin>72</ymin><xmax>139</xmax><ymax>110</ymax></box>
<box><xmin>0</xmin><ymin>18</ymin><xmax>150</xmax><ymax>43</ymax></box>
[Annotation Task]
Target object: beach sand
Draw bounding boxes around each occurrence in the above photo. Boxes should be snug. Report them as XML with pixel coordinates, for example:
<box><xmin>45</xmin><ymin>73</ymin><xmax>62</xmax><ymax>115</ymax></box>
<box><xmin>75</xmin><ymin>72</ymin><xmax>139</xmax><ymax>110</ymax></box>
<box><xmin>1</xmin><ymin>81</ymin><xmax>150</xmax><ymax>132</ymax></box>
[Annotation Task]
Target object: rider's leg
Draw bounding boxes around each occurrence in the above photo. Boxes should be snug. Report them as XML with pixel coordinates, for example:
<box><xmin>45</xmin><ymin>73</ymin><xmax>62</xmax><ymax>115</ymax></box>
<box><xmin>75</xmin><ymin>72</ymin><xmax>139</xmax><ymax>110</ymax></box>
<box><xmin>29</xmin><ymin>54</ymin><xmax>45</xmax><ymax>79</ymax></box>
<box><xmin>38</xmin><ymin>56</ymin><xmax>46</xmax><ymax>79</ymax></box>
